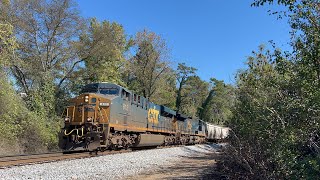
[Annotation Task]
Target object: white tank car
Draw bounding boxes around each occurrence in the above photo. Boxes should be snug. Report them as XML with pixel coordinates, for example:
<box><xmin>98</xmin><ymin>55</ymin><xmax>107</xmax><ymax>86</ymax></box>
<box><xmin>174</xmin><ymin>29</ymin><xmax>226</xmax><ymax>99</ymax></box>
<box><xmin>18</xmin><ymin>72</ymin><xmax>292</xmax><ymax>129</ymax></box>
<box><xmin>205</xmin><ymin>123</ymin><xmax>230</xmax><ymax>141</ymax></box>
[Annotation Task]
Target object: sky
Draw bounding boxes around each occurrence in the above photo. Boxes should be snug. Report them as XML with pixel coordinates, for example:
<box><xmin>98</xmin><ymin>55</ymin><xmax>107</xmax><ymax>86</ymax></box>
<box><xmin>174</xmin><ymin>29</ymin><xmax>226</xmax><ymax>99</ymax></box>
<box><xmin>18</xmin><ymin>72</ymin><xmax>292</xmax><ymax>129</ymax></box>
<box><xmin>77</xmin><ymin>0</ymin><xmax>291</xmax><ymax>84</ymax></box>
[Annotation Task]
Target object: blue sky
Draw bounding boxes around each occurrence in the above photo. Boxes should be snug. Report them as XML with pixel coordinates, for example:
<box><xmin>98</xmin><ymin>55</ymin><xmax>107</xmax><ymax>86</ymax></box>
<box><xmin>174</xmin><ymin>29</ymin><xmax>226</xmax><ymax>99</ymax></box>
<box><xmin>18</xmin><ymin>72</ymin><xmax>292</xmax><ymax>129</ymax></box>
<box><xmin>77</xmin><ymin>0</ymin><xmax>291</xmax><ymax>84</ymax></box>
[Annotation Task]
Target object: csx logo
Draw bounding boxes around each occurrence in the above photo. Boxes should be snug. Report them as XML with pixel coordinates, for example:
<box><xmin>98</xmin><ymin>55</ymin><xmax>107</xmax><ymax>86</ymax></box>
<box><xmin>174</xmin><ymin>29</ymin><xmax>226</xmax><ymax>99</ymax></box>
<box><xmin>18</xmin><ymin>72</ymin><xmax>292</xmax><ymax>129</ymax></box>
<box><xmin>148</xmin><ymin>108</ymin><xmax>159</xmax><ymax>124</ymax></box>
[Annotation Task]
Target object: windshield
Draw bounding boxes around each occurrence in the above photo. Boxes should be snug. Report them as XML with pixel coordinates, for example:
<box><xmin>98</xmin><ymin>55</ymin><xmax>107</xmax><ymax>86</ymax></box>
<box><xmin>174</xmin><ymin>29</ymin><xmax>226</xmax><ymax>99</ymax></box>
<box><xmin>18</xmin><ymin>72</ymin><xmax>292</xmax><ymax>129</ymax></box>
<box><xmin>80</xmin><ymin>84</ymin><xmax>98</xmax><ymax>93</ymax></box>
<box><xmin>80</xmin><ymin>84</ymin><xmax>119</xmax><ymax>95</ymax></box>
<box><xmin>99</xmin><ymin>88</ymin><xmax>119</xmax><ymax>95</ymax></box>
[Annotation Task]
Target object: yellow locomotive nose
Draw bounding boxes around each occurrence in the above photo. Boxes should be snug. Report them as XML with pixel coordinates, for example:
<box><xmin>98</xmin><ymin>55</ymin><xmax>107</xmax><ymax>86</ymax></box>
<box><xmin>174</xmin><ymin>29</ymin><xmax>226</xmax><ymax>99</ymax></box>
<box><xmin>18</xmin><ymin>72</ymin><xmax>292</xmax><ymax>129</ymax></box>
<box><xmin>63</xmin><ymin>93</ymin><xmax>111</xmax><ymax>125</ymax></box>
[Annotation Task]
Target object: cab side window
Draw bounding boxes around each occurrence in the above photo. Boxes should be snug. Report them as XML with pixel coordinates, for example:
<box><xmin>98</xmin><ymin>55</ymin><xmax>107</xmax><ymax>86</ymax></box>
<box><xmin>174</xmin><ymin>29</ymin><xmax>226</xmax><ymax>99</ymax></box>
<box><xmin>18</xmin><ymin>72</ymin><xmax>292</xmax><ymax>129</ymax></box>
<box><xmin>199</xmin><ymin>121</ymin><xmax>203</xmax><ymax>131</ymax></box>
<box><xmin>121</xmin><ymin>90</ymin><xmax>126</xmax><ymax>98</ymax></box>
<box><xmin>126</xmin><ymin>92</ymin><xmax>130</xmax><ymax>101</ymax></box>
<box><xmin>121</xmin><ymin>89</ymin><xmax>130</xmax><ymax>101</ymax></box>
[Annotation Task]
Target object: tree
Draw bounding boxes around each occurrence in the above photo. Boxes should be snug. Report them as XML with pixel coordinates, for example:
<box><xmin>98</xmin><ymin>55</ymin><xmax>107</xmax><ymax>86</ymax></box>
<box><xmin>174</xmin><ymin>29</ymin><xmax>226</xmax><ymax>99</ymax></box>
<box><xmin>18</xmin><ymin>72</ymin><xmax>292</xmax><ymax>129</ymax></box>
<box><xmin>0</xmin><ymin>24</ymin><xmax>16</xmax><ymax>68</ymax></box>
<box><xmin>175</xmin><ymin>63</ymin><xmax>197</xmax><ymax>113</ymax></box>
<box><xmin>222</xmin><ymin>0</ymin><xmax>320</xmax><ymax>175</ymax></box>
<box><xmin>1</xmin><ymin>0</ymin><xmax>85</xmax><ymax>117</ymax></box>
<box><xmin>198</xmin><ymin>78</ymin><xmax>235</xmax><ymax>125</ymax></box>
<box><xmin>290</xmin><ymin>1</ymin><xmax>320</xmax><ymax>85</ymax></box>
<box><xmin>221</xmin><ymin>45</ymin><xmax>291</xmax><ymax>179</ymax></box>
<box><xmin>179</xmin><ymin>76</ymin><xmax>209</xmax><ymax>117</ymax></box>
<box><xmin>252</xmin><ymin>0</ymin><xmax>296</xmax><ymax>7</ymax></box>
<box><xmin>0</xmin><ymin>23</ymin><xmax>58</xmax><ymax>155</ymax></box>
<box><xmin>127</xmin><ymin>29</ymin><xmax>171</xmax><ymax>101</ymax></box>
<box><xmin>77</xmin><ymin>18</ymin><xmax>130</xmax><ymax>85</ymax></box>
<box><xmin>151</xmin><ymin>68</ymin><xmax>177</xmax><ymax>108</ymax></box>
<box><xmin>6</xmin><ymin>0</ymin><xmax>84</xmax><ymax>92</ymax></box>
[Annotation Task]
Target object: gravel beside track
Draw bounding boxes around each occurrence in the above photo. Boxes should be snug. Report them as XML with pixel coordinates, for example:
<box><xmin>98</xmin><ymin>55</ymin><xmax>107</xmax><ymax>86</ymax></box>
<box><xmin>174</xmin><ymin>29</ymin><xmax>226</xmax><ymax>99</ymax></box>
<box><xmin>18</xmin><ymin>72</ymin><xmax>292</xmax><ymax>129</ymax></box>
<box><xmin>0</xmin><ymin>144</ymin><xmax>221</xmax><ymax>180</ymax></box>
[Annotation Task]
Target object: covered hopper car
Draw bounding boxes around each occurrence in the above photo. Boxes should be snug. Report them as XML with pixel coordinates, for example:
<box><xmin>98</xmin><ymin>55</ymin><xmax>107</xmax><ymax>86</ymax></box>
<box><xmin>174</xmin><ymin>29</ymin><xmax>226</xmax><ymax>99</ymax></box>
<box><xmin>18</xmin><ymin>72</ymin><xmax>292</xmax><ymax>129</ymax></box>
<box><xmin>205</xmin><ymin>123</ymin><xmax>230</xmax><ymax>142</ymax></box>
<box><xmin>59</xmin><ymin>82</ymin><xmax>228</xmax><ymax>151</ymax></box>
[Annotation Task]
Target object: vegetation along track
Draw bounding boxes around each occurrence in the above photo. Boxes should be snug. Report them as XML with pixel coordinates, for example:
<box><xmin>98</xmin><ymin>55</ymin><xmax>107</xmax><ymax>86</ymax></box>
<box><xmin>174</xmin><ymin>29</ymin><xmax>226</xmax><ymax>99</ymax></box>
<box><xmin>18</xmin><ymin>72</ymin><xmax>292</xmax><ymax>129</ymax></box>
<box><xmin>0</xmin><ymin>150</ymin><xmax>132</xmax><ymax>169</ymax></box>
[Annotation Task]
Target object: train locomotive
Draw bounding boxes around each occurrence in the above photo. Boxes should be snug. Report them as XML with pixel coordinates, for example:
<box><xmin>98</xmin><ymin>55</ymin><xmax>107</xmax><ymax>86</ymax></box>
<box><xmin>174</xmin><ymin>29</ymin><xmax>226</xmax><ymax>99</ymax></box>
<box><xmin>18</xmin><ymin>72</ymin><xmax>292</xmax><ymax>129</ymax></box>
<box><xmin>59</xmin><ymin>82</ymin><xmax>229</xmax><ymax>152</ymax></box>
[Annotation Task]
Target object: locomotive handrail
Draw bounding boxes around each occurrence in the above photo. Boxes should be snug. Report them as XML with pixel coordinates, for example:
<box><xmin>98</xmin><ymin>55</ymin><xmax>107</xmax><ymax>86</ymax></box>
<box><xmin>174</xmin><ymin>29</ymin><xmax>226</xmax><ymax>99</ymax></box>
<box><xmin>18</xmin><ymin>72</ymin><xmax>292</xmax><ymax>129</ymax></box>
<box><xmin>64</xmin><ymin>128</ymin><xmax>77</xmax><ymax>136</ymax></box>
<box><xmin>64</xmin><ymin>128</ymin><xmax>84</xmax><ymax>137</ymax></box>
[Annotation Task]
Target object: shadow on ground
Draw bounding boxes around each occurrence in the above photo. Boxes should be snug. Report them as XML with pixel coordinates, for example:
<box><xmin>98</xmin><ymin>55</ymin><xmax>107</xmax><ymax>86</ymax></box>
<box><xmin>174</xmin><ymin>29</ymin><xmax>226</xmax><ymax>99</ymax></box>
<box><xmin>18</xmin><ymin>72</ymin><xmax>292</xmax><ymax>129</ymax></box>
<box><xmin>128</xmin><ymin>144</ymin><xmax>226</xmax><ymax>180</ymax></box>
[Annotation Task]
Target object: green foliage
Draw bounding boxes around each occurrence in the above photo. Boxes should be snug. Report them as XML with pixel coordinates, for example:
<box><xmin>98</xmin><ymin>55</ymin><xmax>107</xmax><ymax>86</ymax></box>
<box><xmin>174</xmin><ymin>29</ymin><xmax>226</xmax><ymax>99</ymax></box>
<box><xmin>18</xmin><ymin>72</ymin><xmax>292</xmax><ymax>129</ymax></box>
<box><xmin>222</xmin><ymin>1</ymin><xmax>320</xmax><ymax>178</ymax></box>
<box><xmin>175</xmin><ymin>63</ymin><xmax>197</xmax><ymax>113</ymax></box>
<box><xmin>79</xmin><ymin>18</ymin><xmax>129</xmax><ymax>85</ymax></box>
<box><xmin>0</xmin><ymin>23</ymin><xmax>16</xmax><ymax>67</ymax></box>
<box><xmin>252</xmin><ymin>0</ymin><xmax>297</xmax><ymax>7</ymax></box>
<box><xmin>0</xmin><ymin>2</ymin><xmax>69</xmax><ymax>154</ymax></box>
<box><xmin>3</xmin><ymin>0</ymin><xmax>85</xmax><ymax>117</ymax></box>
<box><xmin>0</xmin><ymin>57</ymin><xmax>58</xmax><ymax>155</ymax></box>
<box><xmin>223</xmin><ymin>46</ymin><xmax>289</xmax><ymax>178</ymax></box>
<box><xmin>174</xmin><ymin>63</ymin><xmax>235</xmax><ymax>121</ymax></box>
<box><xmin>151</xmin><ymin>68</ymin><xmax>177</xmax><ymax>109</ymax></box>
<box><xmin>198</xmin><ymin>78</ymin><xmax>235</xmax><ymax>125</ymax></box>
<box><xmin>126</xmin><ymin>29</ymin><xmax>174</xmax><ymax>105</ymax></box>
<box><xmin>225</xmin><ymin>42</ymin><xmax>320</xmax><ymax>178</ymax></box>
<box><xmin>179</xmin><ymin>76</ymin><xmax>209</xmax><ymax>117</ymax></box>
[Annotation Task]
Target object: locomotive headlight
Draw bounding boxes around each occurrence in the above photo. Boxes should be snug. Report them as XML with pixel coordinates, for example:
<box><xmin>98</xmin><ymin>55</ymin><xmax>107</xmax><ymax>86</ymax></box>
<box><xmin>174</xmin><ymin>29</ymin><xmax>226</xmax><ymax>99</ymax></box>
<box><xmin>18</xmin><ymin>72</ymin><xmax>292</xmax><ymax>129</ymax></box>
<box><xmin>84</xmin><ymin>95</ymin><xmax>89</xmax><ymax>102</ymax></box>
<box><xmin>64</xmin><ymin>117</ymin><xmax>70</xmax><ymax>122</ymax></box>
<box><xmin>87</xmin><ymin>117</ymin><xmax>92</xmax><ymax>122</ymax></box>
<box><xmin>99</xmin><ymin>102</ymin><xmax>109</xmax><ymax>107</ymax></box>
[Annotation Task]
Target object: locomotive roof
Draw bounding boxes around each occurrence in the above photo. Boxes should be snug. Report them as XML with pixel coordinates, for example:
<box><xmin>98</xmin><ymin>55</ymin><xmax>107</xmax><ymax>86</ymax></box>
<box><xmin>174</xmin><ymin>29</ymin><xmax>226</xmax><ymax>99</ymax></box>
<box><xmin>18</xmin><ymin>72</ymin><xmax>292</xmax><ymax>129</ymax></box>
<box><xmin>89</xmin><ymin>82</ymin><xmax>129</xmax><ymax>91</ymax></box>
<box><xmin>86</xmin><ymin>82</ymin><xmax>177</xmax><ymax>118</ymax></box>
<box><xmin>81</xmin><ymin>82</ymin><xmax>130</xmax><ymax>93</ymax></box>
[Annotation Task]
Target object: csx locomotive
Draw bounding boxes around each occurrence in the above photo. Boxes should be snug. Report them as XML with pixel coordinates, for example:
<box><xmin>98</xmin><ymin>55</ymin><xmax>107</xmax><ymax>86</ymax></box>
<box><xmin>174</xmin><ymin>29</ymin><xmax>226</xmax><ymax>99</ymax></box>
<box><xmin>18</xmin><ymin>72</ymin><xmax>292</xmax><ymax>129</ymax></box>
<box><xmin>59</xmin><ymin>82</ymin><xmax>229</xmax><ymax>151</ymax></box>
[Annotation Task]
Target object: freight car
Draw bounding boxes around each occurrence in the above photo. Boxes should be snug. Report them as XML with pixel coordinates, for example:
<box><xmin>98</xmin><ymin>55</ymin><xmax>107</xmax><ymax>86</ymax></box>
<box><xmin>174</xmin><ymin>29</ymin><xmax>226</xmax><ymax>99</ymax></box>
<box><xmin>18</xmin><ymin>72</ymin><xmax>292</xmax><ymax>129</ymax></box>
<box><xmin>59</xmin><ymin>82</ymin><xmax>227</xmax><ymax>152</ymax></box>
<box><xmin>205</xmin><ymin>123</ymin><xmax>230</xmax><ymax>142</ymax></box>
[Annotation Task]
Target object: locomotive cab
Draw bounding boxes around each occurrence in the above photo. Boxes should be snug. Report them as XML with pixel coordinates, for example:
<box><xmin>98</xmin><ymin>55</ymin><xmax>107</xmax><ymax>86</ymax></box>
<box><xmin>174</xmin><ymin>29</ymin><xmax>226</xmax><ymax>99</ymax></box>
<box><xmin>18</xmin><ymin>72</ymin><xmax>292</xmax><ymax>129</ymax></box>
<box><xmin>60</xmin><ymin>83</ymin><xmax>120</xmax><ymax>151</ymax></box>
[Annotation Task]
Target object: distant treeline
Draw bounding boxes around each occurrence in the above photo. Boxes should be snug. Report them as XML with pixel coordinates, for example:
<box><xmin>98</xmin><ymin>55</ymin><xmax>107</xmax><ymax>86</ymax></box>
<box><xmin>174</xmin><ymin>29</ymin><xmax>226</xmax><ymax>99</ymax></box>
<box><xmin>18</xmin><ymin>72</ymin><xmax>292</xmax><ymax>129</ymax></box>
<box><xmin>0</xmin><ymin>0</ymin><xmax>234</xmax><ymax>155</ymax></box>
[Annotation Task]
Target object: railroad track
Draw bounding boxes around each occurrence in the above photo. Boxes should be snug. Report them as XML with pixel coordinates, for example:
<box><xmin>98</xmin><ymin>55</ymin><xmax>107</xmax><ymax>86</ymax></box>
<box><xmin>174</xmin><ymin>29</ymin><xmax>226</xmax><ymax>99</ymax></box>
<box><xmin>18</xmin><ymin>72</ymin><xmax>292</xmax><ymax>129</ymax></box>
<box><xmin>0</xmin><ymin>144</ymin><xmax>204</xmax><ymax>169</ymax></box>
<box><xmin>0</xmin><ymin>150</ymin><xmax>132</xmax><ymax>169</ymax></box>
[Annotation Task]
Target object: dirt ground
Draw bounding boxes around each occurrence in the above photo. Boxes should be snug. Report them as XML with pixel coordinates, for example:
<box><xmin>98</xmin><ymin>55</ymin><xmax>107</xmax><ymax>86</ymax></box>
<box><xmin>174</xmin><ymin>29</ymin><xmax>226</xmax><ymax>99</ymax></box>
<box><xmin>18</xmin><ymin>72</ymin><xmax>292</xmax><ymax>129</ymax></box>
<box><xmin>126</xmin><ymin>146</ymin><xmax>225</xmax><ymax>180</ymax></box>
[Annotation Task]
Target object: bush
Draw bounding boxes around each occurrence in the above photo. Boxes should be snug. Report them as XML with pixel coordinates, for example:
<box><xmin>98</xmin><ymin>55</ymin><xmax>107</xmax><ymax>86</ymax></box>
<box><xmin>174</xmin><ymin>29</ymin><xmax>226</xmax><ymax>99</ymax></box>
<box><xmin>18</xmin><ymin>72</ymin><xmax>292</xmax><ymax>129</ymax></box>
<box><xmin>220</xmin><ymin>45</ymin><xmax>320</xmax><ymax>179</ymax></box>
<box><xmin>0</xmin><ymin>74</ymin><xmax>60</xmax><ymax>155</ymax></box>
